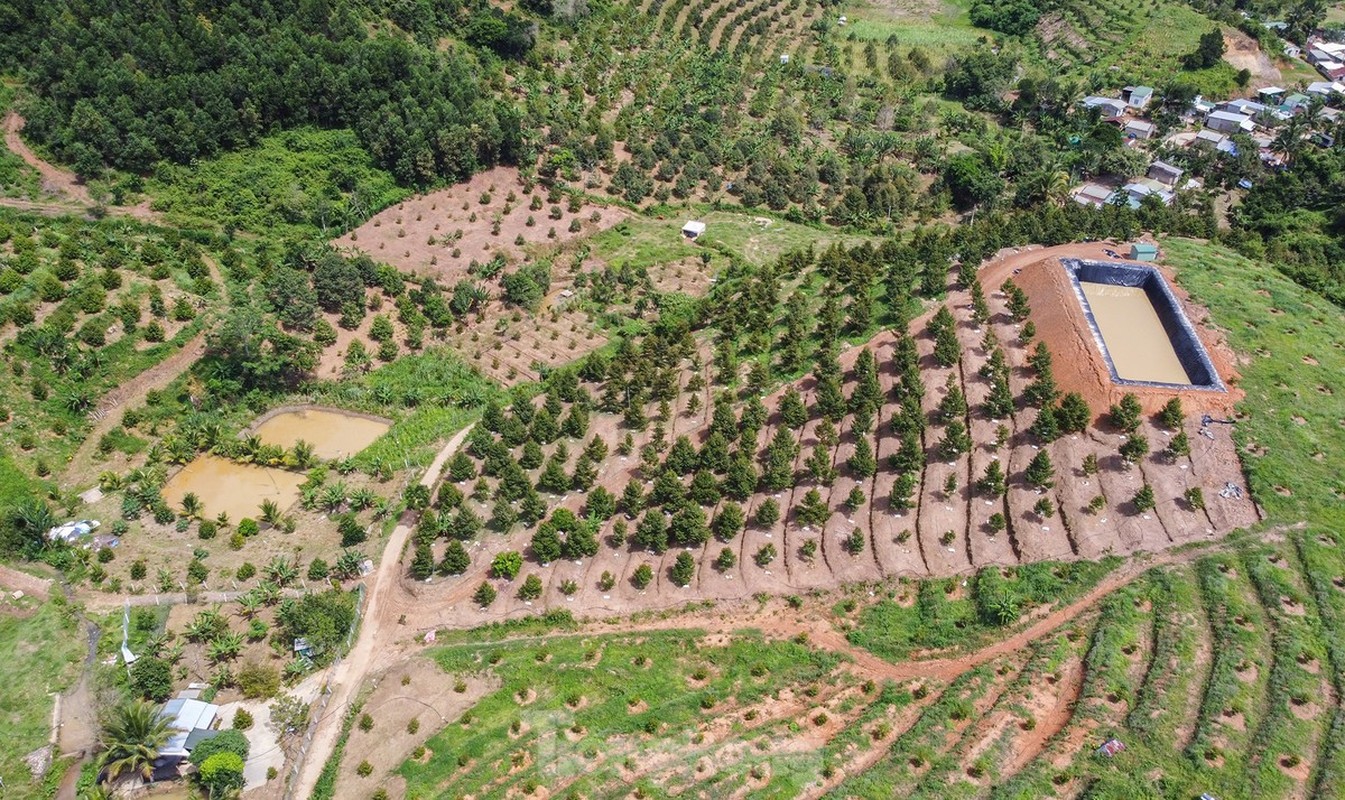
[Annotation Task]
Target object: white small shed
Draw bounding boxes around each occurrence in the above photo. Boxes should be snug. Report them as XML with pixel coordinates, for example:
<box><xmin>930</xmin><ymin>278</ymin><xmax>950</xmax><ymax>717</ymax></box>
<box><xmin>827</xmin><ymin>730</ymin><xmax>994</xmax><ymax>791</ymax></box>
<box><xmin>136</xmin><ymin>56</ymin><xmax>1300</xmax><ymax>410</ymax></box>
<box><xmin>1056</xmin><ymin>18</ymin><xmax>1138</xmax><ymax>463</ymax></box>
<box><xmin>682</xmin><ymin>220</ymin><xmax>706</xmax><ymax>239</ymax></box>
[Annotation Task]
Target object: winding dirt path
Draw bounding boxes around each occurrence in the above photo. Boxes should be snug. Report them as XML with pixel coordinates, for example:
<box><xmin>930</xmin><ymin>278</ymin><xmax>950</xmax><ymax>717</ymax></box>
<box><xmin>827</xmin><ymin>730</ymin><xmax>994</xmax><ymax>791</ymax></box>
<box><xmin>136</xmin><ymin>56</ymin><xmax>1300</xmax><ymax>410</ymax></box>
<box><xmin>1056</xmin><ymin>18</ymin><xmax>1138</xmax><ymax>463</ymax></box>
<box><xmin>290</xmin><ymin>424</ymin><xmax>475</xmax><ymax>800</ymax></box>
<box><xmin>4</xmin><ymin>112</ymin><xmax>91</xmax><ymax>204</ymax></box>
<box><xmin>1</xmin><ymin>111</ymin><xmax>160</xmax><ymax>222</ymax></box>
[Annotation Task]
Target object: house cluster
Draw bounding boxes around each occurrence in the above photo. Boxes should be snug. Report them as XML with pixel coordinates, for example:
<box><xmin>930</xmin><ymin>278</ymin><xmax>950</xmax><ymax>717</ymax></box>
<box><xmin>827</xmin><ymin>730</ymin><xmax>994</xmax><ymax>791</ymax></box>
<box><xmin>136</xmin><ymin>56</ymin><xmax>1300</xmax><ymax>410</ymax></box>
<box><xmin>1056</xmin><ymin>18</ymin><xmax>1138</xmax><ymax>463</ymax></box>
<box><xmin>1305</xmin><ymin>38</ymin><xmax>1345</xmax><ymax>81</ymax></box>
<box><xmin>1072</xmin><ymin>77</ymin><xmax>1344</xmax><ymax>209</ymax></box>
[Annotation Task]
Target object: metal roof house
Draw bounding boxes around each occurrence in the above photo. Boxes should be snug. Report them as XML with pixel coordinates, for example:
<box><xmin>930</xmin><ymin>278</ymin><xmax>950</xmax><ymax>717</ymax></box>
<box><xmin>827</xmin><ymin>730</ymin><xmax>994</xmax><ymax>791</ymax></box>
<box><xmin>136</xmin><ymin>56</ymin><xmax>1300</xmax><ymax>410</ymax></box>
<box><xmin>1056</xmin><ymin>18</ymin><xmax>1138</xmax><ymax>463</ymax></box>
<box><xmin>1082</xmin><ymin>96</ymin><xmax>1128</xmax><ymax>120</ymax></box>
<box><xmin>1123</xmin><ymin>85</ymin><xmax>1154</xmax><ymax>109</ymax></box>
<box><xmin>1129</xmin><ymin>243</ymin><xmax>1159</xmax><ymax>261</ymax></box>
<box><xmin>1147</xmin><ymin>160</ymin><xmax>1184</xmax><ymax>186</ymax></box>
<box><xmin>1206</xmin><ymin>110</ymin><xmax>1254</xmax><ymax>134</ymax></box>
<box><xmin>158</xmin><ymin>698</ymin><xmax>220</xmax><ymax>758</ymax></box>
<box><xmin>1124</xmin><ymin>119</ymin><xmax>1156</xmax><ymax>139</ymax></box>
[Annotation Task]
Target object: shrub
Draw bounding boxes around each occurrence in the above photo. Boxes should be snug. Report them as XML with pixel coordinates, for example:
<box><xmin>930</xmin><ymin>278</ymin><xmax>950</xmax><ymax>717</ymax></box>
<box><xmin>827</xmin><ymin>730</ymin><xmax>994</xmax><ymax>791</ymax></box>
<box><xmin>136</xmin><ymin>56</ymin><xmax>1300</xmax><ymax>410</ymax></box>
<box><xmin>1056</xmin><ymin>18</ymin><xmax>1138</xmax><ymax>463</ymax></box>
<box><xmin>474</xmin><ymin>582</ymin><xmax>497</xmax><ymax>607</ymax></box>
<box><xmin>517</xmin><ymin>574</ymin><xmax>544</xmax><ymax>600</ymax></box>
<box><xmin>232</xmin><ymin>708</ymin><xmax>254</xmax><ymax>730</ymax></box>
<box><xmin>632</xmin><ymin>563</ymin><xmax>654</xmax><ymax>589</ymax></box>
<box><xmin>357</xmin><ymin>760</ymin><xmax>373</xmax><ymax>777</ymax></box>
<box><xmin>238</xmin><ymin>661</ymin><xmax>281</xmax><ymax>699</ymax></box>
<box><xmin>754</xmin><ymin>543</ymin><xmax>777</xmax><ymax>567</ymax></box>
<box><xmin>359</xmin><ymin>713</ymin><xmax>374</xmax><ymax>732</ymax></box>
<box><xmin>491</xmin><ymin>551</ymin><xmax>523</xmax><ymax>579</ymax></box>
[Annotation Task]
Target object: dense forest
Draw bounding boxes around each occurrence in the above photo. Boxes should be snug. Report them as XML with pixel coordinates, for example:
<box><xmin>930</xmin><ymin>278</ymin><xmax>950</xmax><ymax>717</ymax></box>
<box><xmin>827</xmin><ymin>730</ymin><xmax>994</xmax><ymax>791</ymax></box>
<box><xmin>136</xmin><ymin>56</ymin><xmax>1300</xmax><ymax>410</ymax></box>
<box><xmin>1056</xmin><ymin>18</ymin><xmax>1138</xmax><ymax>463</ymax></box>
<box><xmin>0</xmin><ymin>0</ymin><xmax>526</xmax><ymax>186</ymax></box>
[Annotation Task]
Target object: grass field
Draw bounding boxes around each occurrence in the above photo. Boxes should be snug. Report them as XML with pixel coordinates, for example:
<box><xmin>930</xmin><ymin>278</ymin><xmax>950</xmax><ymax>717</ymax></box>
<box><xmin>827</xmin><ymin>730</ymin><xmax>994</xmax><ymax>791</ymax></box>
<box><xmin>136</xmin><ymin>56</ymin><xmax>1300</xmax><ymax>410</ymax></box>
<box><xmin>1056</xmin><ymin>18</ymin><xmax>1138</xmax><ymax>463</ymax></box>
<box><xmin>1162</xmin><ymin>238</ymin><xmax>1345</xmax><ymax>525</ymax></box>
<box><xmin>0</xmin><ymin>600</ymin><xmax>82</xmax><ymax>800</ymax></box>
<box><xmin>839</xmin><ymin>0</ymin><xmax>987</xmax><ymax>54</ymax></box>
<box><xmin>400</xmin><ymin>630</ymin><xmax>842</xmax><ymax>798</ymax></box>
<box><xmin>589</xmin><ymin>210</ymin><xmax>873</xmax><ymax>272</ymax></box>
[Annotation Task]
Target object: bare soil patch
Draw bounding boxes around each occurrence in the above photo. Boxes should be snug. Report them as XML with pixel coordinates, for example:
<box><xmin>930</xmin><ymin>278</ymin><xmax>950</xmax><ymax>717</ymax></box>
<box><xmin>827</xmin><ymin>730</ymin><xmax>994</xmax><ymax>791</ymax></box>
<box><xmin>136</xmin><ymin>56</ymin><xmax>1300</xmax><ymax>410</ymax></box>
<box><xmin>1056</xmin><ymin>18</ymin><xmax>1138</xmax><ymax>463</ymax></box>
<box><xmin>335</xmin><ymin>166</ymin><xmax>628</xmax><ymax>283</ymax></box>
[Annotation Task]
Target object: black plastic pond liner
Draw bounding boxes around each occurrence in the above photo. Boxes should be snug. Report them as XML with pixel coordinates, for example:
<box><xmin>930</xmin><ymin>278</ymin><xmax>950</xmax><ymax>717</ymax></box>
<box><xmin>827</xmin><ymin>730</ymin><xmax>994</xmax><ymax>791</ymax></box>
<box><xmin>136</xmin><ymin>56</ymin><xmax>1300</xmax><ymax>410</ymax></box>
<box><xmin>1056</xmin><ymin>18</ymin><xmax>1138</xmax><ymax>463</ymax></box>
<box><xmin>1061</xmin><ymin>258</ymin><xmax>1226</xmax><ymax>392</ymax></box>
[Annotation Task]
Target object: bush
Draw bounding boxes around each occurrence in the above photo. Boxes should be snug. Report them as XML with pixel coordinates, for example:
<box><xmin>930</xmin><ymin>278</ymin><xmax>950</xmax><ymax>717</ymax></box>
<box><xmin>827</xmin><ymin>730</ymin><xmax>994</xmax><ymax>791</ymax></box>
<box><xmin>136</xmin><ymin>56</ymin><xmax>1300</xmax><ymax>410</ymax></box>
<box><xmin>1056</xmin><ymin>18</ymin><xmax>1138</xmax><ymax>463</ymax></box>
<box><xmin>130</xmin><ymin>656</ymin><xmax>173</xmax><ymax>701</ymax></box>
<box><xmin>632</xmin><ymin>563</ymin><xmax>653</xmax><ymax>589</ymax></box>
<box><xmin>190</xmin><ymin>729</ymin><xmax>251</xmax><ymax>766</ymax></box>
<box><xmin>232</xmin><ymin>708</ymin><xmax>254</xmax><ymax>730</ymax></box>
<box><xmin>359</xmin><ymin>713</ymin><xmax>374</xmax><ymax>732</ymax></box>
<box><xmin>238</xmin><ymin>661</ymin><xmax>281</xmax><ymax>699</ymax></box>
<box><xmin>199</xmin><ymin>751</ymin><xmax>245</xmax><ymax>797</ymax></box>
<box><xmin>474</xmin><ymin>582</ymin><xmax>497</xmax><ymax>607</ymax></box>
<box><xmin>356</xmin><ymin>760</ymin><xmax>373</xmax><ymax>777</ymax></box>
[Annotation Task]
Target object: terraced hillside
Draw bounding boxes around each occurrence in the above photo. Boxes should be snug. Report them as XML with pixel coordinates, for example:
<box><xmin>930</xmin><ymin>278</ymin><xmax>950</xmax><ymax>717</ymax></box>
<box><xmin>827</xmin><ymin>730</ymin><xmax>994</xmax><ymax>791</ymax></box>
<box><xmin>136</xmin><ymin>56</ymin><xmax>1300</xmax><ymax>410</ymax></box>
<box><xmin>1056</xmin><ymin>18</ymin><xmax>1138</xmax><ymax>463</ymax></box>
<box><xmin>300</xmin><ymin>235</ymin><xmax>1345</xmax><ymax>800</ymax></box>
<box><xmin>385</xmin><ymin>241</ymin><xmax>1256</xmax><ymax>630</ymax></box>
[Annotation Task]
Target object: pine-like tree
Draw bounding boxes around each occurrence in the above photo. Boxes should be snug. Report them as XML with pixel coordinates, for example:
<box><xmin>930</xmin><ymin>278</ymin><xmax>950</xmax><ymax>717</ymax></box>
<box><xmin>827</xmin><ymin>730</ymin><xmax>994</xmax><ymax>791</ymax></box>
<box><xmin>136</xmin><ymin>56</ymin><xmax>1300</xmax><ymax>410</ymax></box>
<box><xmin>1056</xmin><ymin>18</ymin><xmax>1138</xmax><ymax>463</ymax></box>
<box><xmin>779</xmin><ymin>387</ymin><xmax>808</xmax><ymax>429</ymax></box>
<box><xmin>439</xmin><ymin>540</ymin><xmax>470</xmax><ymax>575</ymax></box>
<box><xmin>634</xmin><ymin>511</ymin><xmax>668</xmax><ymax>553</ymax></box>
<box><xmin>1025</xmin><ymin>451</ymin><xmax>1055</xmax><ymax>489</ymax></box>
<box><xmin>849</xmin><ymin>436</ymin><xmax>877</xmax><ymax>477</ymax></box>
<box><xmin>670</xmin><ymin>552</ymin><xmax>696</xmax><ymax>587</ymax></box>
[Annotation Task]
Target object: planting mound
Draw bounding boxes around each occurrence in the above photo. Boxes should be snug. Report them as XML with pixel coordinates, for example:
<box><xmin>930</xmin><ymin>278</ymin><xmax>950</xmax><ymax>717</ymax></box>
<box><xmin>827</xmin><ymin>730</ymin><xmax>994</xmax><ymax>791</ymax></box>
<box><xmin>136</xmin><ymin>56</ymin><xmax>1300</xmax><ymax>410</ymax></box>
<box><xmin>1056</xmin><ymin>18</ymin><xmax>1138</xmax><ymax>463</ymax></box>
<box><xmin>982</xmin><ymin>245</ymin><xmax>1242</xmax><ymax>417</ymax></box>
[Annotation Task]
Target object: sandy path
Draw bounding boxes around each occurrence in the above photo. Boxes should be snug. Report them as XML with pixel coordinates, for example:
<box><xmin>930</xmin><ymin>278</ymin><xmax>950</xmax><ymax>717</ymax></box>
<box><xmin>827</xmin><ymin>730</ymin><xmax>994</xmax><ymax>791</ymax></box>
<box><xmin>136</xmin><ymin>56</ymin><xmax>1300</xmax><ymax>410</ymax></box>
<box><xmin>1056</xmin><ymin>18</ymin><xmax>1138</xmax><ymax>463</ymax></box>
<box><xmin>4</xmin><ymin>111</ymin><xmax>92</xmax><ymax>204</ymax></box>
<box><xmin>290</xmin><ymin>424</ymin><xmax>474</xmax><ymax>800</ymax></box>
<box><xmin>62</xmin><ymin>331</ymin><xmax>207</xmax><ymax>486</ymax></box>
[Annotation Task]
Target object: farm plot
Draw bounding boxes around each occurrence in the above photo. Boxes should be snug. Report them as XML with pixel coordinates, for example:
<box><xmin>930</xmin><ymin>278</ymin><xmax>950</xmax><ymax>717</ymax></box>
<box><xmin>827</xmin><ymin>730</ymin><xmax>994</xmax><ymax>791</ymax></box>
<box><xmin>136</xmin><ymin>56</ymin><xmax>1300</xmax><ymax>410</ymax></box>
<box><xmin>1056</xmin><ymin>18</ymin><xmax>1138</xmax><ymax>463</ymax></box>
<box><xmin>379</xmin><ymin>243</ymin><xmax>1254</xmax><ymax>632</ymax></box>
<box><xmin>334</xmin><ymin>167</ymin><xmax>628</xmax><ymax>283</ymax></box>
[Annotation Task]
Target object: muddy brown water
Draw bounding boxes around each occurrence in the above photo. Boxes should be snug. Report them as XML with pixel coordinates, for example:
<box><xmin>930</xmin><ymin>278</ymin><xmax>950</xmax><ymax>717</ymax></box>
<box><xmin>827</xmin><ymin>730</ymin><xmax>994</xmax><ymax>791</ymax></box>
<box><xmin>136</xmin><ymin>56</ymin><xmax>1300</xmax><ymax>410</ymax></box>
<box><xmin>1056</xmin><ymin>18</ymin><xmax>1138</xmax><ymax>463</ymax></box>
<box><xmin>253</xmin><ymin>408</ymin><xmax>390</xmax><ymax>461</ymax></box>
<box><xmin>1081</xmin><ymin>282</ymin><xmax>1192</xmax><ymax>384</ymax></box>
<box><xmin>162</xmin><ymin>455</ymin><xmax>306</xmax><ymax>521</ymax></box>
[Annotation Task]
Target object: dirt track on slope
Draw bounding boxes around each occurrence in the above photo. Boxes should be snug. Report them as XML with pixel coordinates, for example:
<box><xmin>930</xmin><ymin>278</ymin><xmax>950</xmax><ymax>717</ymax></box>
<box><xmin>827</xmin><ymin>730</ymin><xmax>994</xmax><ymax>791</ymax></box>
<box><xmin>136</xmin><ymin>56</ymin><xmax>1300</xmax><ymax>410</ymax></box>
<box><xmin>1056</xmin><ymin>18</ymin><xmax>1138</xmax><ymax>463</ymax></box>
<box><xmin>1</xmin><ymin>111</ymin><xmax>160</xmax><ymax>222</ymax></box>
<box><xmin>290</xmin><ymin>424</ymin><xmax>475</xmax><ymax>800</ymax></box>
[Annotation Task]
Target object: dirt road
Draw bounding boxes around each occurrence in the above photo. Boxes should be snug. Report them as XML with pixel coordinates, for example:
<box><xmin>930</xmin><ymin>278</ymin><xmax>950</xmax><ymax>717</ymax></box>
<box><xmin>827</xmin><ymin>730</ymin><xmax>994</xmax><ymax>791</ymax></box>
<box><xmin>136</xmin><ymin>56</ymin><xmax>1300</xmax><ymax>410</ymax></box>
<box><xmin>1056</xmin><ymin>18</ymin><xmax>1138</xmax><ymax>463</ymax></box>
<box><xmin>290</xmin><ymin>424</ymin><xmax>475</xmax><ymax>800</ymax></box>
<box><xmin>4</xmin><ymin>111</ymin><xmax>92</xmax><ymax>204</ymax></box>
<box><xmin>2</xmin><ymin>111</ymin><xmax>160</xmax><ymax>223</ymax></box>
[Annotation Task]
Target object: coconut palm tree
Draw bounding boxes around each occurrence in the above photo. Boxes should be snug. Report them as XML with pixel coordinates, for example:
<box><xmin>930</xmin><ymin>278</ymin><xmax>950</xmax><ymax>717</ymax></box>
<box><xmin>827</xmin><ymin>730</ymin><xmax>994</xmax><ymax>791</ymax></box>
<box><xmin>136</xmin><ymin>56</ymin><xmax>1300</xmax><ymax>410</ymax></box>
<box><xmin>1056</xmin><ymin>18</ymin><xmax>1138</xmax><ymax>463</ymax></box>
<box><xmin>290</xmin><ymin>440</ymin><xmax>316</xmax><ymax>470</ymax></box>
<box><xmin>258</xmin><ymin>499</ymin><xmax>281</xmax><ymax>527</ymax></box>
<box><xmin>179</xmin><ymin>492</ymin><xmax>203</xmax><ymax>520</ymax></box>
<box><xmin>97</xmin><ymin>700</ymin><xmax>172</xmax><ymax>785</ymax></box>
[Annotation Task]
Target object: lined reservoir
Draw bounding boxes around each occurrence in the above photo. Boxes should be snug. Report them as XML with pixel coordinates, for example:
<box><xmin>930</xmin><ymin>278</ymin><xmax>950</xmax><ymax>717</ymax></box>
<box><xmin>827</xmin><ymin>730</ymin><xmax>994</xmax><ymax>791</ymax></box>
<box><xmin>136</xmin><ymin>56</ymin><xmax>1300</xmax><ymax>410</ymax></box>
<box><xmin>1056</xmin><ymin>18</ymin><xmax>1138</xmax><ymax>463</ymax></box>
<box><xmin>162</xmin><ymin>456</ymin><xmax>306</xmax><ymax>521</ymax></box>
<box><xmin>1081</xmin><ymin>282</ymin><xmax>1192</xmax><ymax>384</ymax></box>
<box><xmin>252</xmin><ymin>407</ymin><xmax>391</xmax><ymax>460</ymax></box>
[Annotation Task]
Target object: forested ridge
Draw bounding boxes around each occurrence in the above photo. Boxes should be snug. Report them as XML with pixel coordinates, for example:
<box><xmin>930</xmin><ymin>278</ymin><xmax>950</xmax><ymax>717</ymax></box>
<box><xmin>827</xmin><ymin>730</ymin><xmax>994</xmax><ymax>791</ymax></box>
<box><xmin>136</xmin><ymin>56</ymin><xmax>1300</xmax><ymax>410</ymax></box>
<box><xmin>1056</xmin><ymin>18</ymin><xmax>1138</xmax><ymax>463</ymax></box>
<box><xmin>0</xmin><ymin>0</ymin><xmax>526</xmax><ymax>186</ymax></box>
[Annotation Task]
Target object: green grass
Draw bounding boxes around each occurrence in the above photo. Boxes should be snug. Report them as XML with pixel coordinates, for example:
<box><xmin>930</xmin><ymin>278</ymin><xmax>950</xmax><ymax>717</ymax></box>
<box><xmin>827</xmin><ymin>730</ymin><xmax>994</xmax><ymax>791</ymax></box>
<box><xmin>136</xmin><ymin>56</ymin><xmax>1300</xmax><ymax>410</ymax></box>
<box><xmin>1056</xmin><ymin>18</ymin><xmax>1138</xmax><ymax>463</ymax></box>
<box><xmin>839</xmin><ymin>0</ymin><xmax>987</xmax><ymax>54</ymax></box>
<box><xmin>0</xmin><ymin>599</ymin><xmax>83</xmax><ymax>800</ymax></box>
<box><xmin>145</xmin><ymin>127</ymin><xmax>408</xmax><ymax>237</ymax></box>
<box><xmin>399</xmin><ymin>630</ymin><xmax>839</xmax><ymax>798</ymax></box>
<box><xmin>1162</xmin><ymin>238</ymin><xmax>1345</xmax><ymax>522</ymax></box>
<box><xmin>848</xmin><ymin>559</ymin><xmax>1119</xmax><ymax>662</ymax></box>
<box><xmin>589</xmin><ymin>210</ymin><xmax>873</xmax><ymax>271</ymax></box>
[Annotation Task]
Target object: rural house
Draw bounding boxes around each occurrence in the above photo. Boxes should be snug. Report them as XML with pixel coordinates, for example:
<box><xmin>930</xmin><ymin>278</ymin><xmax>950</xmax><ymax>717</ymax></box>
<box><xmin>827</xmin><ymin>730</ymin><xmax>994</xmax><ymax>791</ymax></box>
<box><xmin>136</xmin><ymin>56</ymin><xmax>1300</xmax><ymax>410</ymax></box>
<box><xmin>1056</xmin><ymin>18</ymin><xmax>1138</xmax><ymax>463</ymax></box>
<box><xmin>1206</xmin><ymin>110</ymin><xmax>1253</xmax><ymax>134</ymax></box>
<box><xmin>1124</xmin><ymin>119</ymin><xmax>1156</xmax><ymax>139</ymax></box>
<box><xmin>1122</xmin><ymin>85</ymin><xmax>1154</xmax><ymax>109</ymax></box>
<box><xmin>1082</xmin><ymin>96</ymin><xmax>1128</xmax><ymax>120</ymax></box>
<box><xmin>1147</xmin><ymin>160</ymin><xmax>1184</xmax><ymax>187</ymax></box>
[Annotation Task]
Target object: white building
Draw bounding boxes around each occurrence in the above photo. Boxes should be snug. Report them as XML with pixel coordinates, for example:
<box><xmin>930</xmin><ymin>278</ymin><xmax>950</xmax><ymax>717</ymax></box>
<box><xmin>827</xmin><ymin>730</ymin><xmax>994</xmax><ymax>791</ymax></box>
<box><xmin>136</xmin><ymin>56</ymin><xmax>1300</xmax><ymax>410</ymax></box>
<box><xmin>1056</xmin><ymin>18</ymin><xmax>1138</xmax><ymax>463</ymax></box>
<box><xmin>681</xmin><ymin>220</ymin><xmax>706</xmax><ymax>239</ymax></box>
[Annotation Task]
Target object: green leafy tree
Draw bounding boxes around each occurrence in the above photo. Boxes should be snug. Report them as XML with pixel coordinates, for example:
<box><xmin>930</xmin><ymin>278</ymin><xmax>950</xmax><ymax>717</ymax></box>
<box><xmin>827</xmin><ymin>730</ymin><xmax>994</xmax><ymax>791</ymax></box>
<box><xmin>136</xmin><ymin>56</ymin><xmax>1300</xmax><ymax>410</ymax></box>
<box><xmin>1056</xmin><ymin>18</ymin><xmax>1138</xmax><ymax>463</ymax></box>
<box><xmin>491</xmin><ymin>551</ymin><xmax>523</xmax><ymax>579</ymax></box>
<box><xmin>474</xmin><ymin>582</ymin><xmax>497</xmax><ymax>607</ymax></box>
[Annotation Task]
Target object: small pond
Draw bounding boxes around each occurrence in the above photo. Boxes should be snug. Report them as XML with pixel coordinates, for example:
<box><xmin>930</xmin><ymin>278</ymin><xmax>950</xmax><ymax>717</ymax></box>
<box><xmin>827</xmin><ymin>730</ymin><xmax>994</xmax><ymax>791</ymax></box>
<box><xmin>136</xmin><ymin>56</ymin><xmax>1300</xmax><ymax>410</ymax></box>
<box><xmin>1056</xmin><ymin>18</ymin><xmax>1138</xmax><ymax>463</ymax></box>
<box><xmin>252</xmin><ymin>407</ymin><xmax>391</xmax><ymax>461</ymax></box>
<box><xmin>162</xmin><ymin>456</ymin><xmax>306</xmax><ymax>521</ymax></box>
